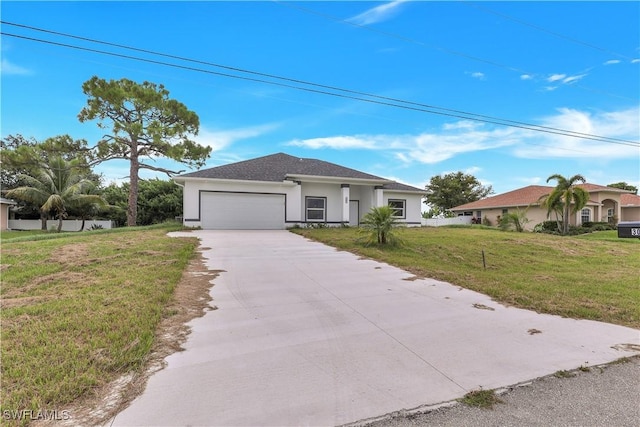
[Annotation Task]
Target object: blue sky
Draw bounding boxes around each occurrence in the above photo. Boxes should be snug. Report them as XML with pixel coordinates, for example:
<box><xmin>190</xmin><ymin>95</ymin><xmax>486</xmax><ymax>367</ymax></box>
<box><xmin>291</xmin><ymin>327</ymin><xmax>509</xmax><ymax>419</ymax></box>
<box><xmin>2</xmin><ymin>1</ymin><xmax>639</xmax><ymax>196</ymax></box>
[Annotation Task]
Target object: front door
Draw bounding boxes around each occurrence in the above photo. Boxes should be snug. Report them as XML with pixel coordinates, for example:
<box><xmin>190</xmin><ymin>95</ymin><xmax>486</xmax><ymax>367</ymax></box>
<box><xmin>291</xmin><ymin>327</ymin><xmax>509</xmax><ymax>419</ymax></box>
<box><xmin>349</xmin><ymin>200</ymin><xmax>360</xmax><ymax>226</ymax></box>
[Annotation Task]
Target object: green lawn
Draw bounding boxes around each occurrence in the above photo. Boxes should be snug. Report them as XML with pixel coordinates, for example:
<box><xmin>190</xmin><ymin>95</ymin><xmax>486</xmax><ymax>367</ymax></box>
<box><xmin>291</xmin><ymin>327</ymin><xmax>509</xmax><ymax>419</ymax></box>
<box><xmin>1</xmin><ymin>224</ymin><xmax>637</xmax><ymax>425</ymax></box>
<box><xmin>292</xmin><ymin>227</ymin><xmax>640</xmax><ymax>329</ymax></box>
<box><xmin>0</xmin><ymin>223</ymin><xmax>198</xmax><ymax>426</ymax></box>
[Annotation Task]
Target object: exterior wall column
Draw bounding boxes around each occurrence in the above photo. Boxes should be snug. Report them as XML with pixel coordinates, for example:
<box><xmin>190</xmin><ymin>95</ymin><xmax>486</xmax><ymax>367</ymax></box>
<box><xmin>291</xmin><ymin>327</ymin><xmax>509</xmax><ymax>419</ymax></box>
<box><xmin>616</xmin><ymin>200</ymin><xmax>622</xmax><ymax>224</ymax></box>
<box><xmin>341</xmin><ymin>184</ymin><xmax>350</xmax><ymax>224</ymax></box>
<box><xmin>374</xmin><ymin>185</ymin><xmax>385</xmax><ymax>207</ymax></box>
<box><xmin>291</xmin><ymin>181</ymin><xmax>302</xmax><ymax>223</ymax></box>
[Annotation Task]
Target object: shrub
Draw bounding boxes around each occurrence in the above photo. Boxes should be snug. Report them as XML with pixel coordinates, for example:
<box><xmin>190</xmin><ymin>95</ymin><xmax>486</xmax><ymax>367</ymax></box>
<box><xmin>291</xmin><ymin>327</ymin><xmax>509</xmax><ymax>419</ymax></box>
<box><xmin>360</xmin><ymin>205</ymin><xmax>402</xmax><ymax>246</ymax></box>
<box><xmin>498</xmin><ymin>210</ymin><xmax>529</xmax><ymax>232</ymax></box>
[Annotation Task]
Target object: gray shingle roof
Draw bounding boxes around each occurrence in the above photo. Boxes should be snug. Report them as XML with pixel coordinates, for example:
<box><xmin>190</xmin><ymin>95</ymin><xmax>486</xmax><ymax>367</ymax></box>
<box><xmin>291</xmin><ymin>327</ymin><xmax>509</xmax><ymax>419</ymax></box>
<box><xmin>176</xmin><ymin>153</ymin><xmax>424</xmax><ymax>193</ymax></box>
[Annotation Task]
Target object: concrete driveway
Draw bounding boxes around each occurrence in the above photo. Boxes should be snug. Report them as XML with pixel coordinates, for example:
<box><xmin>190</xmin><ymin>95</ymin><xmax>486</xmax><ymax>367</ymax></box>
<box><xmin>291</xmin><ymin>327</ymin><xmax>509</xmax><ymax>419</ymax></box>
<box><xmin>111</xmin><ymin>230</ymin><xmax>639</xmax><ymax>426</ymax></box>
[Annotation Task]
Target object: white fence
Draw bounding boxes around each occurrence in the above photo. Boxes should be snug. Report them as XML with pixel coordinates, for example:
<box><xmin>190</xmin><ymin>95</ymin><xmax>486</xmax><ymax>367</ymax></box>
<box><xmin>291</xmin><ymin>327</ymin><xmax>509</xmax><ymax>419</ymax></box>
<box><xmin>8</xmin><ymin>219</ymin><xmax>114</xmax><ymax>231</ymax></box>
<box><xmin>421</xmin><ymin>216</ymin><xmax>473</xmax><ymax>227</ymax></box>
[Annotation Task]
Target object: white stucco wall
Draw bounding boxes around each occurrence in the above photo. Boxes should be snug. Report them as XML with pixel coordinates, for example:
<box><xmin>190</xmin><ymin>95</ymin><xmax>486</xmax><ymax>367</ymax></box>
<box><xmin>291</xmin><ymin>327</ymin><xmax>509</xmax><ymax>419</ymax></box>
<box><xmin>383</xmin><ymin>192</ymin><xmax>423</xmax><ymax>226</ymax></box>
<box><xmin>300</xmin><ymin>182</ymin><xmax>343</xmax><ymax>223</ymax></box>
<box><xmin>180</xmin><ymin>178</ymin><xmax>300</xmax><ymax>228</ymax></box>
<box><xmin>180</xmin><ymin>178</ymin><xmax>424</xmax><ymax>228</ymax></box>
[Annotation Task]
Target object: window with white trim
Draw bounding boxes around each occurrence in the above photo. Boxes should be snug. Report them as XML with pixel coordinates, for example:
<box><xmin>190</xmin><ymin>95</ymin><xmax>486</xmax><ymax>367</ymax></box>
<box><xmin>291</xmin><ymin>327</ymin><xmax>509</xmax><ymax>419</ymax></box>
<box><xmin>388</xmin><ymin>199</ymin><xmax>406</xmax><ymax>218</ymax></box>
<box><xmin>306</xmin><ymin>197</ymin><xmax>326</xmax><ymax>222</ymax></box>
<box><xmin>581</xmin><ymin>208</ymin><xmax>591</xmax><ymax>223</ymax></box>
<box><xmin>607</xmin><ymin>208</ymin><xmax>614</xmax><ymax>222</ymax></box>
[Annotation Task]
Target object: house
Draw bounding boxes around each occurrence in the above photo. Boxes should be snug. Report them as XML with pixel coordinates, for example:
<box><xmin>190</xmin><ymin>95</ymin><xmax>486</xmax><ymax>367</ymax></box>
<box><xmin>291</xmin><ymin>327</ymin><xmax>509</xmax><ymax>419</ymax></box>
<box><xmin>173</xmin><ymin>153</ymin><xmax>424</xmax><ymax>230</ymax></box>
<box><xmin>0</xmin><ymin>198</ymin><xmax>17</xmax><ymax>231</ymax></box>
<box><xmin>450</xmin><ymin>183</ymin><xmax>638</xmax><ymax>231</ymax></box>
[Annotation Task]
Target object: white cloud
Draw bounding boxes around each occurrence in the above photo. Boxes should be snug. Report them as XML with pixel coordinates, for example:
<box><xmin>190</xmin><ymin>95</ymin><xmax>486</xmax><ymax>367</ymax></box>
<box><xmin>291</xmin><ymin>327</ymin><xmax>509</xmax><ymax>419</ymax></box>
<box><xmin>547</xmin><ymin>74</ymin><xmax>566</xmax><ymax>82</ymax></box>
<box><xmin>604</xmin><ymin>59</ymin><xmax>621</xmax><ymax>65</ymax></box>
<box><xmin>287</xmin><ymin>135</ymin><xmax>379</xmax><ymax>150</ymax></box>
<box><xmin>1</xmin><ymin>59</ymin><xmax>33</xmax><ymax>75</ymax></box>
<box><xmin>515</xmin><ymin>176</ymin><xmax>543</xmax><ymax>185</ymax></box>
<box><xmin>562</xmin><ymin>74</ymin><xmax>587</xmax><ymax>84</ymax></box>
<box><xmin>464</xmin><ymin>166</ymin><xmax>482</xmax><ymax>175</ymax></box>
<box><xmin>520</xmin><ymin>74</ymin><xmax>533</xmax><ymax>80</ymax></box>
<box><xmin>442</xmin><ymin>120</ymin><xmax>481</xmax><ymax>131</ymax></box>
<box><xmin>632</xmin><ymin>59</ymin><xmax>640</xmax><ymax>64</ymax></box>
<box><xmin>544</xmin><ymin>73</ymin><xmax>586</xmax><ymax>87</ymax></box>
<box><xmin>469</xmin><ymin>72</ymin><xmax>485</xmax><ymax>80</ymax></box>
<box><xmin>288</xmin><ymin>107</ymin><xmax>639</xmax><ymax>166</ymax></box>
<box><xmin>195</xmin><ymin>123</ymin><xmax>279</xmax><ymax>151</ymax></box>
<box><xmin>347</xmin><ymin>0</ymin><xmax>407</xmax><ymax>25</ymax></box>
<box><xmin>512</xmin><ymin>107</ymin><xmax>640</xmax><ymax>159</ymax></box>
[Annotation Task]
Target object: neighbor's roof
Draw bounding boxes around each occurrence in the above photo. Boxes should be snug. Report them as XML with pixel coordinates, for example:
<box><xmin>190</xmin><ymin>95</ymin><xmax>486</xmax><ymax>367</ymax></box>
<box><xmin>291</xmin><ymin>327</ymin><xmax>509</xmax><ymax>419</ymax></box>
<box><xmin>621</xmin><ymin>193</ymin><xmax>640</xmax><ymax>207</ymax></box>
<box><xmin>0</xmin><ymin>197</ymin><xmax>17</xmax><ymax>205</ymax></box>
<box><xmin>176</xmin><ymin>153</ymin><xmax>424</xmax><ymax>192</ymax></box>
<box><xmin>451</xmin><ymin>185</ymin><xmax>552</xmax><ymax>211</ymax></box>
<box><xmin>451</xmin><ymin>183</ymin><xmax>633</xmax><ymax>211</ymax></box>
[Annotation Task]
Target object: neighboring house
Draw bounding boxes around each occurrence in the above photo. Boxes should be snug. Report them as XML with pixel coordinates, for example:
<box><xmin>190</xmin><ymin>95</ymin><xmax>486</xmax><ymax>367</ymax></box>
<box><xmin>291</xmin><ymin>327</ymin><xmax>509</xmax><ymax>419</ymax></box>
<box><xmin>620</xmin><ymin>193</ymin><xmax>640</xmax><ymax>221</ymax></box>
<box><xmin>450</xmin><ymin>183</ymin><xmax>637</xmax><ymax>231</ymax></box>
<box><xmin>0</xmin><ymin>198</ymin><xmax>17</xmax><ymax>231</ymax></box>
<box><xmin>174</xmin><ymin>152</ymin><xmax>425</xmax><ymax>230</ymax></box>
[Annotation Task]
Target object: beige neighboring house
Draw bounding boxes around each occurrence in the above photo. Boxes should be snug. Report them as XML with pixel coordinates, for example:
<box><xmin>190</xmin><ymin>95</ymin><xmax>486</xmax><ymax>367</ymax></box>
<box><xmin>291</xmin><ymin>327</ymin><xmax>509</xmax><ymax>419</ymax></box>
<box><xmin>450</xmin><ymin>183</ymin><xmax>639</xmax><ymax>231</ymax></box>
<box><xmin>1</xmin><ymin>198</ymin><xmax>17</xmax><ymax>231</ymax></box>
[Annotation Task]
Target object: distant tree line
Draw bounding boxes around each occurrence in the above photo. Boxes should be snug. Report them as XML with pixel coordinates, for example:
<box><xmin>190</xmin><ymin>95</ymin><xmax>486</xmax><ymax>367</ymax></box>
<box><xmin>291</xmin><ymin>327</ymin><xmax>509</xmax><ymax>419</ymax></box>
<box><xmin>1</xmin><ymin>75</ymin><xmax>210</xmax><ymax>229</ymax></box>
<box><xmin>1</xmin><ymin>134</ymin><xmax>184</xmax><ymax>228</ymax></box>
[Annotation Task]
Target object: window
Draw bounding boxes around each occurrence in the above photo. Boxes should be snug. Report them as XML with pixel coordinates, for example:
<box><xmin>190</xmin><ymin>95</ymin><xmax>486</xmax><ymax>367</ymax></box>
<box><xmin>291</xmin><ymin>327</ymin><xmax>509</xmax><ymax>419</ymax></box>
<box><xmin>581</xmin><ymin>208</ymin><xmax>591</xmax><ymax>224</ymax></box>
<box><xmin>306</xmin><ymin>197</ymin><xmax>326</xmax><ymax>222</ymax></box>
<box><xmin>388</xmin><ymin>199</ymin><xmax>406</xmax><ymax>218</ymax></box>
<box><xmin>502</xmin><ymin>208</ymin><xmax>508</xmax><ymax>215</ymax></box>
<box><xmin>607</xmin><ymin>208</ymin><xmax>614</xmax><ymax>223</ymax></box>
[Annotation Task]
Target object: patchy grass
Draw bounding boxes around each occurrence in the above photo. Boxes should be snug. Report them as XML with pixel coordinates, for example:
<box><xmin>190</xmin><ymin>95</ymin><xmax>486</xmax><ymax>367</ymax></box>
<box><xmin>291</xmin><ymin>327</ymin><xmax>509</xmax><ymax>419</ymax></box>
<box><xmin>554</xmin><ymin>370</ymin><xmax>577</xmax><ymax>378</ymax></box>
<box><xmin>292</xmin><ymin>227</ymin><xmax>640</xmax><ymax>328</ymax></box>
<box><xmin>458</xmin><ymin>389</ymin><xmax>503</xmax><ymax>409</ymax></box>
<box><xmin>0</xmin><ymin>223</ymin><xmax>198</xmax><ymax>425</ymax></box>
<box><xmin>0</xmin><ymin>229</ymin><xmax>53</xmax><ymax>241</ymax></box>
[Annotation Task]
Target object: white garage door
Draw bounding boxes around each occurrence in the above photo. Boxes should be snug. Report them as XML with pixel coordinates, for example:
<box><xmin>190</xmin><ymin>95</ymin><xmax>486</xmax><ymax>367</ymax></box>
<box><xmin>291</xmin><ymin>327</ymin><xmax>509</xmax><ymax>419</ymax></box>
<box><xmin>201</xmin><ymin>192</ymin><xmax>285</xmax><ymax>230</ymax></box>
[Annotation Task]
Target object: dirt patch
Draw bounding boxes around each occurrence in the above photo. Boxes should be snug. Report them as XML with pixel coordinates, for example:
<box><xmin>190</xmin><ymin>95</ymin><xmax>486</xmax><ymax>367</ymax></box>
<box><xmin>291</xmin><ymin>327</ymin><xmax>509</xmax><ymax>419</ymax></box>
<box><xmin>48</xmin><ymin>243</ymin><xmax>91</xmax><ymax>266</ymax></box>
<box><xmin>472</xmin><ymin>303</ymin><xmax>495</xmax><ymax>311</ymax></box>
<box><xmin>36</xmin><ymin>250</ymin><xmax>220</xmax><ymax>427</ymax></box>
<box><xmin>0</xmin><ymin>295</ymin><xmax>54</xmax><ymax>309</ymax></box>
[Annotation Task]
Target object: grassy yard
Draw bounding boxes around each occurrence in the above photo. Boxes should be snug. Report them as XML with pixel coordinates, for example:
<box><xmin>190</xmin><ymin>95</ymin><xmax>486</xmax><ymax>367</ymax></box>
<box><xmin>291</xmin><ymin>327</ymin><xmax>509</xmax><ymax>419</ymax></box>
<box><xmin>292</xmin><ymin>227</ymin><xmax>640</xmax><ymax>329</ymax></box>
<box><xmin>0</xmin><ymin>224</ymin><xmax>198</xmax><ymax>425</ymax></box>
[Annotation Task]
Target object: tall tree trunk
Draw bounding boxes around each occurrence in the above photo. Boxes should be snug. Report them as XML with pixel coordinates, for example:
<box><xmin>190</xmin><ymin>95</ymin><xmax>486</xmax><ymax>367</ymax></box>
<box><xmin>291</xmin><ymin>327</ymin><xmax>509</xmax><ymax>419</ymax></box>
<box><xmin>563</xmin><ymin>202</ymin><xmax>570</xmax><ymax>235</ymax></box>
<box><xmin>127</xmin><ymin>147</ymin><xmax>139</xmax><ymax>227</ymax></box>
<box><xmin>41</xmin><ymin>212</ymin><xmax>47</xmax><ymax>230</ymax></box>
<box><xmin>57</xmin><ymin>216</ymin><xmax>63</xmax><ymax>233</ymax></box>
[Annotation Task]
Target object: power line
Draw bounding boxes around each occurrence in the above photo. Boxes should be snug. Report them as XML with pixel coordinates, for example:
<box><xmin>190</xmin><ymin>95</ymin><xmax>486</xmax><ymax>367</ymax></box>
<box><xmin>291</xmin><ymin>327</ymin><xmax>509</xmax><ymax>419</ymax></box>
<box><xmin>6</xmin><ymin>20</ymin><xmax>636</xmax><ymax>145</ymax></box>
<box><xmin>274</xmin><ymin>1</ymin><xmax>636</xmax><ymax>102</ymax></box>
<box><xmin>460</xmin><ymin>0</ymin><xmax>635</xmax><ymax>61</ymax></box>
<box><xmin>1</xmin><ymin>25</ymin><xmax>639</xmax><ymax>148</ymax></box>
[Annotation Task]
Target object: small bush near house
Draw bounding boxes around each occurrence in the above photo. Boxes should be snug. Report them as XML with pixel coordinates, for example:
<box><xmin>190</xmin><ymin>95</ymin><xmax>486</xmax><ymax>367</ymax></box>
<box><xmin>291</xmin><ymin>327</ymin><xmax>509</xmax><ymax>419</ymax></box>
<box><xmin>536</xmin><ymin>221</ymin><xmax>616</xmax><ymax>235</ymax></box>
<box><xmin>498</xmin><ymin>211</ymin><xmax>529</xmax><ymax>232</ymax></box>
<box><xmin>360</xmin><ymin>205</ymin><xmax>402</xmax><ymax>246</ymax></box>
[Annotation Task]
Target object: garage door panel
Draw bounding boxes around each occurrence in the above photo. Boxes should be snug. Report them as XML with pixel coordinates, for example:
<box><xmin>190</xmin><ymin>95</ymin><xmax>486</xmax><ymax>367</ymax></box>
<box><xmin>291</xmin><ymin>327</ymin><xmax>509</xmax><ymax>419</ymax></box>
<box><xmin>201</xmin><ymin>192</ymin><xmax>285</xmax><ymax>230</ymax></box>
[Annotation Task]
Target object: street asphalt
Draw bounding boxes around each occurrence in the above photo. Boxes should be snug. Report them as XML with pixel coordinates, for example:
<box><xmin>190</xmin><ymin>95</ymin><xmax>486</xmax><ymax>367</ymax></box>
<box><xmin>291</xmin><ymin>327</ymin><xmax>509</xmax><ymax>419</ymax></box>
<box><xmin>109</xmin><ymin>230</ymin><xmax>640</xmax><ymax>427</ymax></box>
<box><xmin>365</xmin><ymin>356</ymin><xmax>640</xmax><ymax>427</ymax></box>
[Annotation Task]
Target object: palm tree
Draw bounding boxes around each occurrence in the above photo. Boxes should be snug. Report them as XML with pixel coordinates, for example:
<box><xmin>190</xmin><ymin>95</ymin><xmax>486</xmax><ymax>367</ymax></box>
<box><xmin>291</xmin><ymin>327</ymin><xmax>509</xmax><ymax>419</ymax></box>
<box><xmin>5</xmin><ymin>157</ymin><xmax>106</xmax><ymax>232</ymax></box>
<box><xmin>541</xmin><ymin>174</ymin><xmax>590</xmax><ymax>235</ymax></box>
<box><xmin>360</xmin><ymin>205</ymin><xmax>402</xmax><ymax>245</ymax></box>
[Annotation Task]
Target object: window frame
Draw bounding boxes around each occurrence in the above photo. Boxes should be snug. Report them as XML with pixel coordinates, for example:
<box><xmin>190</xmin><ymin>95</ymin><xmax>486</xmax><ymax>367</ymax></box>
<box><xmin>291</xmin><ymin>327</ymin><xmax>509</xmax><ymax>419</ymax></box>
<box><xmin>581</xmin><ymin>208</ymin><xmax>591</xmax><ymax>224</ymax></box>
<box><xmin>388</xmin><ymin>199</ymin><xmax>406</xmax><ymax>219</ymax></box>
<box><xmin>305</xmin><ymin>196</ymin><xmax>327</xmax><ymax>222</ymax></box>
